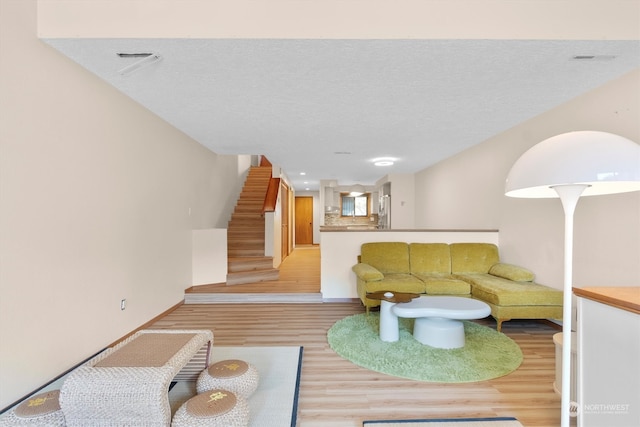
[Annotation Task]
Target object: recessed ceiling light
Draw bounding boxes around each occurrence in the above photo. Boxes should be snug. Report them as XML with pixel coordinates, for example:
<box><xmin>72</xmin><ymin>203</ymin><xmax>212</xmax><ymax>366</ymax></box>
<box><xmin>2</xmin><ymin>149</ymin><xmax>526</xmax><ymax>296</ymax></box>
<box><xmin>372</xmin><ymin>157</ymin><xmax>396</xmax><ymax>166</ymax></box>
<box><xmin>300</xmin><ymin>172</ymin><xmax>306</xmax><ymax>176</ymax></box>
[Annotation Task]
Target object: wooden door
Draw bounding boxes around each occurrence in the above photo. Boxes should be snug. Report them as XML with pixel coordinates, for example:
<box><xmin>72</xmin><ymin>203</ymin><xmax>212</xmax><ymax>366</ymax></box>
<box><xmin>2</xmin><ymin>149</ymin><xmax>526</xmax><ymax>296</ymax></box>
<box><xmin>281</xmin><ymin>182</ymin><xmax>290</xmax><ymax>261</ymax></box>
<box><xmin>295</xmin><ymin>196</ymin><xmax>314</xmax><ymax>245</ymax></box>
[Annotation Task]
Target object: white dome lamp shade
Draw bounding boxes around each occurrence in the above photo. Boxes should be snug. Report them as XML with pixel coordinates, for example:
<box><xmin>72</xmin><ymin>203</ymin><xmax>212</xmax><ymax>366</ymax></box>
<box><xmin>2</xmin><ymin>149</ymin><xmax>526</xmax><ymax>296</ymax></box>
<box><xmin>506</xmin><ymin>131</ymin><xmax>640</xmax><ymax>198</ymax></box>
<box><xmin>505</xmin><ymin>131</ymin><xmax>640</xmax><ymax>427</ymax></box>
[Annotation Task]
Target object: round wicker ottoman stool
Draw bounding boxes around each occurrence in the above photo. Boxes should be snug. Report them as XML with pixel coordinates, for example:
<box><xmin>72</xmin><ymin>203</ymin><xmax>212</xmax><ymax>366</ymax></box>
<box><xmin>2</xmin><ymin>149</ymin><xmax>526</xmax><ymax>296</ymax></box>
<box><xmin>0</xmin><ymin>390</ymin><xmax>65</xmax><ymax>426</ymax></box>
<box><xmin>196</xmin><ymin>359</ymin><xmax>259</xmax><ymax>398</ymax></box>
<box><xmin>171</xmin><ymin>389</ymin><xmax>249</xmax><ymax>427</ymax></box>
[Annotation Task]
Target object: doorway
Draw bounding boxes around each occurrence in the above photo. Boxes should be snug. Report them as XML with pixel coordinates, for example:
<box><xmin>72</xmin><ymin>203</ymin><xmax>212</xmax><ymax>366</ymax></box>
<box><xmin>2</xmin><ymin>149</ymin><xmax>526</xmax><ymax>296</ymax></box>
<box><xmin>281</xmin><ymin>181</ymin><xmax>291</xmax><ymax>261</ymax></box>
<box><xmin>295</xmin><ymin>196</ymin><xmax>314</xmax><ymax>245</ymax></box>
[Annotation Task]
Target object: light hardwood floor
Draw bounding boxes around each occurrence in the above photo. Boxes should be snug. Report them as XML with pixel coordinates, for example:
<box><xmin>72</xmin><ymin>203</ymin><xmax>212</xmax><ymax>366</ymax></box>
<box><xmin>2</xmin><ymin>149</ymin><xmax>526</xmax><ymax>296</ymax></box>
<box><xmin>155</xmin><ymin>246</ymin><xmax>566</xmax><ymax>427</ymax></box>
<box><xmin>186</xmin><ymin>245</ymin><xmax>321</xmax><ymax>294</ymax></box>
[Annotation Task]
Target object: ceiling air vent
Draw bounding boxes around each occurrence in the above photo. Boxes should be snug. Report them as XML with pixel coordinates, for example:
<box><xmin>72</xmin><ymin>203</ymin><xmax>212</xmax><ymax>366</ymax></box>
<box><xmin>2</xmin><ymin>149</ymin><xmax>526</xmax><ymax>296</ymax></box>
<box><xmin>571</xmin><ymin>55</ymin><xmax>617</xmax><ymax>61</ymax></box>
<box><xmin>116</xmin><ymin>52</ymin><xmax>162</xmax><ymax>76</ymax></box>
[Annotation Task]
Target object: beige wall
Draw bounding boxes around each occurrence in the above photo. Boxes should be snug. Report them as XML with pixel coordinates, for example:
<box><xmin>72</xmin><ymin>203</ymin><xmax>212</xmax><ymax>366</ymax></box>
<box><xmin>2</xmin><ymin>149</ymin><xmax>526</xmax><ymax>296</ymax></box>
<box><xmin>37</xmin><ymin>0</ymin><xmax>640</xmax><ymax>40</ymax></box>
<box><xmin>415</xmin><ymin>69</ymin><xmax>640</xmax><ymax>289</ymax></box>
<box><xmin>0</xmin><ymin>0</ymin><xmax>244</xmax><ymax>408</ymax></box>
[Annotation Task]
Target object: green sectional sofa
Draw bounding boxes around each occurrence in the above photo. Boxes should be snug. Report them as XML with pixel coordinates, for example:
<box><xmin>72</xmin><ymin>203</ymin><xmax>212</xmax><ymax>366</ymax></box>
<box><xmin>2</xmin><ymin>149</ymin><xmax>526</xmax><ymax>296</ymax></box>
<box><xmin>352</xmin><ymin>242</ymin><xmax>562</xmax><ymax>331</ymax></box>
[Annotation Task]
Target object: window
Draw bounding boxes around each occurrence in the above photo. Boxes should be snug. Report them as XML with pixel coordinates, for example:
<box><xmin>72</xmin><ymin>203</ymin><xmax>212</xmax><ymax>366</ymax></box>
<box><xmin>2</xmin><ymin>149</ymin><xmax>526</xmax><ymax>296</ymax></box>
<box><xmin>341</xmin><ymin>193</ymin><xmax>369</xmax><ymax>217</ymax></box>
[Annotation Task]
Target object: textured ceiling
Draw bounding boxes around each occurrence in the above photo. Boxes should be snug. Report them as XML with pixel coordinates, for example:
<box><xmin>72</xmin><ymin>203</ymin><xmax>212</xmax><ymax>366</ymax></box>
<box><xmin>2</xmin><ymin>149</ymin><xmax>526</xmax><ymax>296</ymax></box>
<box><xmin>44</xmin><ymin>38</ymin><xmax>640</xmax><ymax>191</ymax></box>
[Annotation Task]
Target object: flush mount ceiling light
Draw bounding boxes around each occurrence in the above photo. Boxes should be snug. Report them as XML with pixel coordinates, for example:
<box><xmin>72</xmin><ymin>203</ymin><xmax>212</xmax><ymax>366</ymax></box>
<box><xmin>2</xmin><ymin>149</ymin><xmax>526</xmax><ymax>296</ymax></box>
<box><xmin>117</xmin><ymin>52</ymin><xmax>162</xmax><ymax>76</ymax></box>
<box><xmin>373</xmin><ymin>157</ymin><xmax>396</xmax><ymax>166</ymax></box>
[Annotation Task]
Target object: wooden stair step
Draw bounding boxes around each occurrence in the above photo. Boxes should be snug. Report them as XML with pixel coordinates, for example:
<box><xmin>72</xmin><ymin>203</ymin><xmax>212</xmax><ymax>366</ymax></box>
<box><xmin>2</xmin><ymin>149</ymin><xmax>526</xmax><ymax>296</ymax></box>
<box><xmin>227</xmin><ymin>246</ymin><xmax>264</xmax><ymax>252</ymax></box>
<box><xmin>228</xmin><ymin>235</ymin><xmax>263</xmax><ymax>241</ymax></box>
<box><xmin>228</xmin><ymin>257</ymin><xmax>274</xmax><ymax>272</ymax></box>
<box><xmin>228</xmin><ymin>248</ymin><xmax>266</xmax><ymax>257</ymax></box>
<box><xmin>230</xmin><ymin>213</ymin><xmax>264</xmax><ymax>219</ymax></box>
<box><xmin>228</xmin><ymin>220</ymin><xmax>264</xmax><ymax>227</ymax></box>
<box><xmin>227</xmin><ymin>240</ymin><xmax>263</xmax><ymax>245</ymax></box>
<box><xmin>221</xmin><ymin>162</ymin><xmax>279</xmax><ymax>287</ymax></box>
<box><xmin>226</xmin><ymin>268</ymin><xmax>280</xmax><ymax>286</ymax></box>
<box><xmin>228</xmin><ymin>224</ymin><xmax>264</xmax><ymax>230</ymax></box>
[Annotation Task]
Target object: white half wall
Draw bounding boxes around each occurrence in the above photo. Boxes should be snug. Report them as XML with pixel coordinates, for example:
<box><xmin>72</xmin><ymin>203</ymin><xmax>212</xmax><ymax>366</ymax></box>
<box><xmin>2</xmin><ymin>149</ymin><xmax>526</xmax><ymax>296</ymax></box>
<box><xmin>192</xmin><ymin>229</ymin><xmax>227</xmax><ymax>286</ymax></box>
<box><xmin>320</xmin><ymin>230</ymin><xmax>498</xmax><ymax>300</ymax></box>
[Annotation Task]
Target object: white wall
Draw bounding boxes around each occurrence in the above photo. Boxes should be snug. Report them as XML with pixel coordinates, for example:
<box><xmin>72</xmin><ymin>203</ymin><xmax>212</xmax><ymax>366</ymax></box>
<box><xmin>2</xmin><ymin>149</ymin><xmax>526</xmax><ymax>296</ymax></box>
<box><xmin>37</xmin><ymin>0</ymin><xmax>640</xmax><ymax>40</ymax></box>
<box><xmin>0</xmin><ymin>1</ymin><xmax>243</xmax><ymax>409</ymax></box>
<box><xmin>415</xmin><ymin>69</ymin><xmax>640</xmax><ymax>290</ymax></box>
<box><xmin>192</xmin><ymin>229</ymin><xmax>227</xmax><ymax>285</ymax></box>
<box><xmin>382</xmin><ymin>174</ymin><xmax>416</xmax><ymax>229</ymax></box>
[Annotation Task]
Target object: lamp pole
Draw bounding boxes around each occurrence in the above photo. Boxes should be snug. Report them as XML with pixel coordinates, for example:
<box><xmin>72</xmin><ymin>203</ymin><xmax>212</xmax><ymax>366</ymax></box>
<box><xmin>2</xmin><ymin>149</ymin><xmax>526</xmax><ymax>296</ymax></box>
<box><xmin>553</xmin><ymin>184</ymin><xmax>588</xmax><ymax>427</ymax></box>
<box><xmin>505</xmin><ymin>130</ymin><xmax>640</xmax><ymax>427</ymax></box>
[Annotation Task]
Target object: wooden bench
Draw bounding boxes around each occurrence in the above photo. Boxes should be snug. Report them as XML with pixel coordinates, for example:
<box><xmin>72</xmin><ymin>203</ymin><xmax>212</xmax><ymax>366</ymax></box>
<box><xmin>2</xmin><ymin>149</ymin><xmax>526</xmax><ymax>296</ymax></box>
<box><xmin>60</xmin><ymin>329</ymin><xmax>212</xmax><ymax>426</ymax></box>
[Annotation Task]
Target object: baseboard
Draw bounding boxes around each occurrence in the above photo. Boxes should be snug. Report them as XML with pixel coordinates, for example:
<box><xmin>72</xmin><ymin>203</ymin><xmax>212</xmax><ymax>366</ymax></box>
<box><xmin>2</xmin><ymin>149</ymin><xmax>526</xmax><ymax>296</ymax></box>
<box><xmin>543</xmin><ymin>318</ymin><xmax>563</xmax><ymax>330</ymax></box>
<box><xmin>184</xmin><ymin>293</ymin><xmax>323</xmax><ymax>304</ymax></box>
<box><xmin>322</xmin><ymin>297</ymin><xmax>360</xmax><ymax>303</ymax></box>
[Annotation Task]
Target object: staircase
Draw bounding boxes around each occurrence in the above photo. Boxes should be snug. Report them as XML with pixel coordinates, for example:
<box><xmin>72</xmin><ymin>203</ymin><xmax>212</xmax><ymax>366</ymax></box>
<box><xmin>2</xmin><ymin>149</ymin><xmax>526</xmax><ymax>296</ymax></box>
<box><xmin>226</xmin><ymin>166</ymin><xmax>280</xmax><ymax>286</ymax></box>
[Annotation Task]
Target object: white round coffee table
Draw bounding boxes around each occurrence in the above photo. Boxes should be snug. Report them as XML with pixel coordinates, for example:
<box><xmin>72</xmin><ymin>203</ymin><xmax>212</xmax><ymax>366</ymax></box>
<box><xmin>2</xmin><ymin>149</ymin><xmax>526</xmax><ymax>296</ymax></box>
<box><xmin>366</xmin><ymin>291</ymin><xmax>420</xmax><ymax>342</ymax></box>
<box><xmin>391</xmin><ymin>296</ymin><xmax>491</xmax><ymax>349</ymax></box>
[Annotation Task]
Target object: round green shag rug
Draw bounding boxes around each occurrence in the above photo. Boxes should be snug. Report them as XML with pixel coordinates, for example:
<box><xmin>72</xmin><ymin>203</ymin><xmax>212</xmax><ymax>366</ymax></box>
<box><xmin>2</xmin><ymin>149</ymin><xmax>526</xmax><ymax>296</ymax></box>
<box><xmin>327</xmin><ymin>313</ymin><xmax>523</xmax><ymax>383</ymax></box>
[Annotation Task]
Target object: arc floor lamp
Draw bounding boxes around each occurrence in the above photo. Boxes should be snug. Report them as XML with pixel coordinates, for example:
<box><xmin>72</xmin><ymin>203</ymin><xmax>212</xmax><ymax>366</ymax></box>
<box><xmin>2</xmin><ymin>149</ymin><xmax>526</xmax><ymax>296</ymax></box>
<box><xmin>505</xmin><ymin>131</ymin><xmax>640</xmax><ymax>427</ymax></box>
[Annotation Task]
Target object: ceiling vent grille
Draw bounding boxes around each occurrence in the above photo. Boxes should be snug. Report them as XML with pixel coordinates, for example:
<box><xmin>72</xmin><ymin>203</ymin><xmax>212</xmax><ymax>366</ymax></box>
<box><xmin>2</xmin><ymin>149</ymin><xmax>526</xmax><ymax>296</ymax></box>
<box><xmin>571</xmin><ymin>55</ymin><xmax>616</xmax><ymax>61</ymax></box>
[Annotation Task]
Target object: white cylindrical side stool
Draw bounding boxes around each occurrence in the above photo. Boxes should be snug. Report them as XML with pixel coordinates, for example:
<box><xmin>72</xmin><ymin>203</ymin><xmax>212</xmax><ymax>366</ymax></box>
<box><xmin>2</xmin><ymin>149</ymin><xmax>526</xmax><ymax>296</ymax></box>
<box><xmin>171</xmin><ymin>389</ymin><xmax>249</xmax><ymax>427</ymax></box>
<box><xmin>0</xmin><ymin>390</ymin><xmax>66</xmax><ymax>426</ymax></box>
<box><xmin>196</xmin><ymin>360</ymin><xmax>259</xmax><ymax>399</ymax></box>
<box><xmin>379</xmin><ymin>296</ymin><xmax>399</xmax><ymax>342</ymax></box>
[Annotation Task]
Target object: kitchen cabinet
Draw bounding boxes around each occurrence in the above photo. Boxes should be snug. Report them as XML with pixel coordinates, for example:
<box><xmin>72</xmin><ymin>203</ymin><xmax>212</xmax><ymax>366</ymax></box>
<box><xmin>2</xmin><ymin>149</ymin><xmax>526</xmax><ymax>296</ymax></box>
<box><xmin>574</xmin><ymin>286</ymin><xmax>640</xmax><ymax>427</ymax></box>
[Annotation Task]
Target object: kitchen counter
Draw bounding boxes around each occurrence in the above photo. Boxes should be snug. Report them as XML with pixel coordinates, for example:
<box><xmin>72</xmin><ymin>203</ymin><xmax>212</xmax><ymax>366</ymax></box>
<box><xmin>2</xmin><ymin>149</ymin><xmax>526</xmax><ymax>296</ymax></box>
<box><xmin>573</xmin><ymin>286</ymin><xmax>640</xmax><ymax>315</ymax></box>
<box><xmin>320</xmin><ymin>227</ymin><xmax>499</xmax><ymax>232</ymax></box>
<box><xmin>320</xmin><ymin>225</ymin><xmax>379</xmax><ymax>231</ymax></box>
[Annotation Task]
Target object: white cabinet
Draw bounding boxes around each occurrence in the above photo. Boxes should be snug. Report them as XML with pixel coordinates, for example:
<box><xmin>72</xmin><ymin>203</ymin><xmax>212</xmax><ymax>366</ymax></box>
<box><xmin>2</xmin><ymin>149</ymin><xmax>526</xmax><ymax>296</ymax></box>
<box><xmin>575</xmin><ymin>287</ymin><xmax>640</xmax><ymax>427</ymax></box>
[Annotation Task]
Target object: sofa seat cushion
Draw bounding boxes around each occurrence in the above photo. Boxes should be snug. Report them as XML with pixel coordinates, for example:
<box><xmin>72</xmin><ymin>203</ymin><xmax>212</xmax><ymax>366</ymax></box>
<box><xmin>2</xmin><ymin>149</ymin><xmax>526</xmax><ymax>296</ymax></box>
<box><xmin>411</xmin><ymin>273</ymin><xmax>470</xmax><ymax>295</ymax></box>
<box><xmin>362</xmin><ymin>273</ymin><xmax>426</xmax><ymax>294</ymax></box>
<box><xmin>457</xmin><ymin>273</ymin><xmax>563</xmax><ymax>306</ymax></box>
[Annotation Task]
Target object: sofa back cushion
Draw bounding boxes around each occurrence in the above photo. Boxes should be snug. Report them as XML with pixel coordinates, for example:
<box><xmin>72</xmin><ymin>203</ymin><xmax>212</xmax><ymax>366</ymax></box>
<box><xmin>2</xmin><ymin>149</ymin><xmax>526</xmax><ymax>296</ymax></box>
<box><xmin>361</xmin><ymin>242</ymin><xmax>410</xmax><ymax>274</ymax></box>
<box><xmin>450</xmin><ymin>243</ymin><xmax>499</xmax><ymax>273</ymax></box>
<box><xmin>409</xmin><ymin>243</ymin><xmax>451</xmax><ymax>274</ymax></box>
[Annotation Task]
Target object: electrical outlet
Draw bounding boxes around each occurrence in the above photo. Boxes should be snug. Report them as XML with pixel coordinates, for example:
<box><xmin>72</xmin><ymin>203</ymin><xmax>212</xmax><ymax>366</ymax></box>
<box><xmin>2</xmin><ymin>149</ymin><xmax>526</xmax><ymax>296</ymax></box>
<box><xmin>120</xmin><ymin>299</ymin><xmax>126</xmax><ymax>310</ymax></box>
